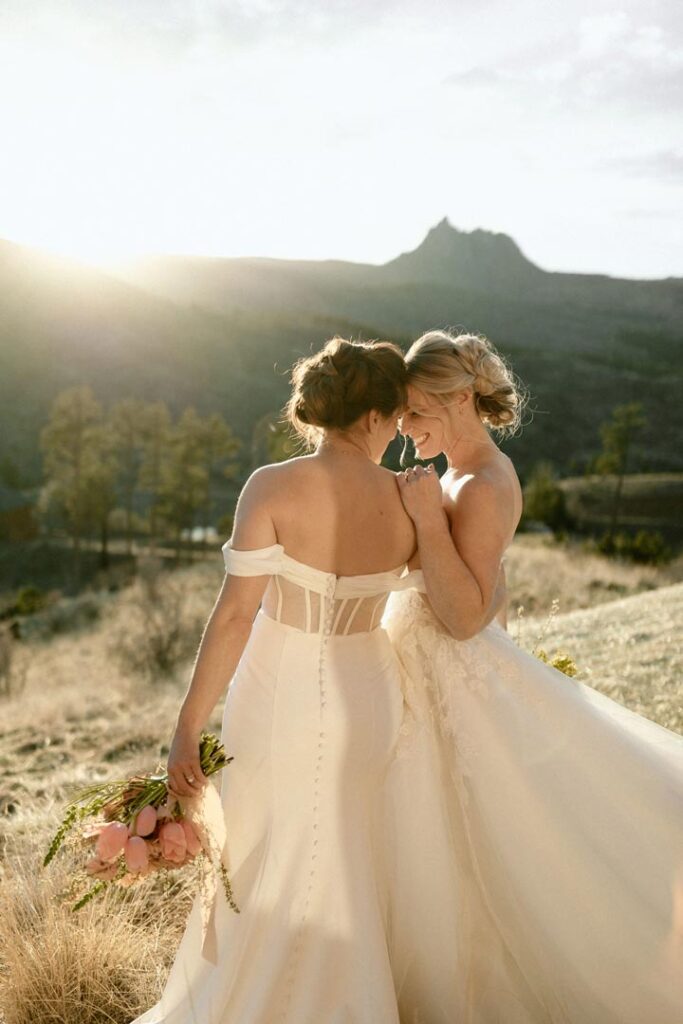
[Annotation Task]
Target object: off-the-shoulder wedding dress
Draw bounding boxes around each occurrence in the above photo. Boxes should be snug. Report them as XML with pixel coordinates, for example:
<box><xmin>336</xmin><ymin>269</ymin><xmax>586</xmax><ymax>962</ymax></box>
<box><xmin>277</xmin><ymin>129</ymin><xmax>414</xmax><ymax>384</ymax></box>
<box><xmin>132</xmin><ymin>541</ymin><xmax>424</xmax><ymax>1024</ymax></box>
<box><xmin>132</xmin><ymin>544</ymin><xmax>683</xmax><ymax>1024</ymax></box>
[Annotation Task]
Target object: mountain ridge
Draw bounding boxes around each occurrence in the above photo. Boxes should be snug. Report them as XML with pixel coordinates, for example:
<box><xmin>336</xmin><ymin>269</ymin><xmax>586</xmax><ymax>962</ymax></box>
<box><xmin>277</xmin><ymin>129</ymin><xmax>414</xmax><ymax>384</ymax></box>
<box><xmin>1</xmin><ymin>221</ymin><xmax>681</xmax><ymax>486</ymax></box>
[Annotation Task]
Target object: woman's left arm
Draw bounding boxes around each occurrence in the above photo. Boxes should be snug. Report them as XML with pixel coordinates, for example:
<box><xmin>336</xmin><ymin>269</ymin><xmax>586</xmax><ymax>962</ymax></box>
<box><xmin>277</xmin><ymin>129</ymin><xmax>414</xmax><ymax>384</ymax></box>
<box><xmin>167</xmin><ymin>467</ymin><xmax>278</xmax><ymax>797</ymax></box>
<box><xmin>397</xmin><ymin>466</ymin><xmax>510</xmax><ymax>641</ymax></box>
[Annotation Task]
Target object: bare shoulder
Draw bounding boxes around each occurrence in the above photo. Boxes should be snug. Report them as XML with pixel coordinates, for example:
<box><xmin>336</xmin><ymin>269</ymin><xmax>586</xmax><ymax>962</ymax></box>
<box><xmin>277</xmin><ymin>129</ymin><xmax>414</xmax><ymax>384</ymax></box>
<box><xmin>240</xmin><ymin>456</ymin><xmax>312</xmax><ymax>494</ymax></box>
<box><xmin>377</xmin><ymin>463</ymin><xmax>405</xmax><ymax>490</ymax></box>
<box><xmin>442</xmin><ymin>454</ymin><xmax>522</xmax><ymax>534</ymax></box>
<box><xmin>229</xmin><ymin>463</ymin><xmax>284</xmax><ymax>548</ymax></box>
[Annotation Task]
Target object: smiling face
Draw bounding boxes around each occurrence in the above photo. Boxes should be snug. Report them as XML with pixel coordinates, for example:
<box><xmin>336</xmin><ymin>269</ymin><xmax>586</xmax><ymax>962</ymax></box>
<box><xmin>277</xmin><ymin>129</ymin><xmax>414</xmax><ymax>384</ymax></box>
<box><xmin>398</xmin><ymin>383</ymin><xmax>467</xmax><ymax>460</ymax></box>
<box><xmin>371</xmin><ymin>409</ymin><xmax>403</xmax><ymax>461</ymax></box>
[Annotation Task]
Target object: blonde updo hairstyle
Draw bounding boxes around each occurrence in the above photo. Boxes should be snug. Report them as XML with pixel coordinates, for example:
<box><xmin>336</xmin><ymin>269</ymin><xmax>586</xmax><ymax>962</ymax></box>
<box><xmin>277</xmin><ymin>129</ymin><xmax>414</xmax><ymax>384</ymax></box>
<box><xmin>285</xmin><ymin>336</ymin><xmax>408</xmax><ymax>448</ymax></box>
<box><xmin>404</xmin><ymin>329</ymin><xmax>525</xmax><ymax>437</ymax></box>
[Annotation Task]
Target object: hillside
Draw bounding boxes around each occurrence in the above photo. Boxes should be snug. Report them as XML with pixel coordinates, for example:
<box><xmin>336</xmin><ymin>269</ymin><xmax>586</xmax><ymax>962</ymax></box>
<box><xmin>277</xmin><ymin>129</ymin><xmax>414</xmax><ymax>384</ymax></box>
<box><xmin>2</xmin><ymin>221</ymin><xmax>682</xmax><ymax>487</ymax></box>
<box><xmin>1</xmin><ymin>557</ymin><xmax>679</xmax><ymax>1020</ymax></box>
<box><xmin>516</xmin><ymin>581</ymin><xmax>683</xmax><ymax>734</ymax></box>
<box><xmin>0</xmin><ymin>239</ymin><xmax>371</xmax><ymax>478</ymax></box>
<box><xmin>118</xmin><ymin>219</ymin><xmax>683</xmax><ymax>345</ymax></box>
<box><xmin>560</xmin><ymin>473</ymin><xmax>683</xmax><ymax>541</ymax></box>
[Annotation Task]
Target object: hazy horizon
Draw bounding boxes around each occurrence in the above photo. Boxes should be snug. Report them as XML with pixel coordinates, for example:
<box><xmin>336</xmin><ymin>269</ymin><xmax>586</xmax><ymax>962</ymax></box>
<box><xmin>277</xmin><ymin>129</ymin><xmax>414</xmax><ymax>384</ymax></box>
<box><xmin>2</xmin><ymin>1</ymin><xmax>681</xmax><ymax>279</ymax></box>
<box><xmin>3</xmin><ymin>217</ymin><xmax>681</xmax><ymax>284</ymax></box>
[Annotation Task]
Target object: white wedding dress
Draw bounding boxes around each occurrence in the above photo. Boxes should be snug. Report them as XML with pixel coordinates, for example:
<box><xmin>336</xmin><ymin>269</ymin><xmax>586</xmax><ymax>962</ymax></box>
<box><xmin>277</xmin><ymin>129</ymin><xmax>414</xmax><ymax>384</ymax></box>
<box><xmin>132</xmin><ymin>543</ymin><xmax>683</xmax><ymax>1024</ymax></box>
<box><xmin>132</xmin><ymin>541</ymin><xmax>425</xmax><ymax>1024</ymax></box>
<box><xmin>381</xmin><ymin>586</ymin><xmax>683</xmax><ymax>1024</ymax></box>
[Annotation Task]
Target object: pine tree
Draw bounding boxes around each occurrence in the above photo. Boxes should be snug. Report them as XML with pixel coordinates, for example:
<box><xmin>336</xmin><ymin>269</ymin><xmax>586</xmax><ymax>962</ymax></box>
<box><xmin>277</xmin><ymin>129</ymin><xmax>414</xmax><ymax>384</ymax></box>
<box><xmin>109</xmin><ymin>398</ymin><xmax>148</xmax><ymax>555</ymax></box>
<box><xmin>39</xmin><ymin>386</ymin><xmax>103</xmax><ymax>582</ymax></box>
<box><xmin>594</xmin><ymin>402</ymin><xmax>646</xmax><ymax>541</ymax></box>
<box><xmin>138</xmin><ymin>402</ymin><xmax>172</xmax><ymax>552</ymax></box>
<box><xmin>158</xmin><ymin>407</ymin><xmax>210</xmax><ymax>562</ymax></box>
<box><xmin>80</xmin><ymin>423</ymin><xmax>120</xmax><ymax>568</ymax></box>
<box><xmin>197</xmin><ymin>413</ymin><xmax>241</xmax><ymax>552</ymax></box>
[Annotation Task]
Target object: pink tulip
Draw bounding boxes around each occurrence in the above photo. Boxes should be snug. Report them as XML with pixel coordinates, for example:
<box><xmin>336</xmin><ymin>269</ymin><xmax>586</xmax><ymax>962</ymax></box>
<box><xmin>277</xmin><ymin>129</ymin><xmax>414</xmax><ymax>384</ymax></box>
<box><xmin>158</xmin><ymin>821</ymin><xmax>187</xmax><ymax>863</ymax></box>
<box><xmin>180</xmin><ymin>818</ymin><xmax>202</xmax><ymax>857</ymax></box>
<box><xmin>134</xmin><ymin>805</ymin><xmax>158</xmax><ymax>837</ymax></box>
<box><xmin>86</xmin><ymin>856</ymin><xmax>118</xmax><ymax>880</ymax></box>
<box><xmin>95</xmin><ymin>821</ymin><xmax>129</xmax><ymax>862</ymax></box>
<box><xmin>124</xmin><ymin>835</ymin><xmax>150</xmax><ymax>873</ymax></box>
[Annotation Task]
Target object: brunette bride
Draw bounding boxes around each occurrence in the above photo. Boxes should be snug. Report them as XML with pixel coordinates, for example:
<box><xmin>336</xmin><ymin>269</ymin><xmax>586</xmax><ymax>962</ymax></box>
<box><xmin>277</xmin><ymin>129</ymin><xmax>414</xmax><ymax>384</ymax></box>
<box><xmin>130</xmin><ymin>336</ymin><xmax>504</xmax><ymax>1024</ymax></box>
<box><xmin>381</xmin><ymin>328</ymin><xmax>683</xmax><ymax>1024</ymax></box>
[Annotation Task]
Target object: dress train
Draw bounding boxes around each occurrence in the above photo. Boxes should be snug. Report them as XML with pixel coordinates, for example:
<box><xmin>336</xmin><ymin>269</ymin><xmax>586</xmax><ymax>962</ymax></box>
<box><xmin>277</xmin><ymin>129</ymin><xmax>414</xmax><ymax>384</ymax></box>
<box><xmin>381</xmin><ymin>587</ymin><xmax>683</xmax><ymax>1024</ymax></box>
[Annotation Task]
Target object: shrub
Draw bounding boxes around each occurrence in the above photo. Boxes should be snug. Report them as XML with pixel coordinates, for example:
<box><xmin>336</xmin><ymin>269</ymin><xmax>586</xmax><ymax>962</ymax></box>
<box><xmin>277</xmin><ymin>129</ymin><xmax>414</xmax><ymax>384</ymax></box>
<box><xmin>522</xmin><ymin>462</ymin><xmax>568</xmax><ymax>533</ymax></box>
<box><xmin>595</xmin><ymin>529</ymin><xmax>671</xmax><ymax>565</ymax></box>
<box><xmin>15</xmin><ymin>584</ymin><xmax>49</xmax><ymax>616</ymax></box>
<box><xmin>0</xmin><ymin>626</ymin><xmax>28</xmax><ymax>699</ymax></box>
<box><xmin>17</xmin><ymin>593</ymin><xmax>104</xmax><ymax>641</ymax></box>
<box><xmin>108</xmin><ymin>558</ymin><xmax>205</xmax><ymax>682</ymax></box>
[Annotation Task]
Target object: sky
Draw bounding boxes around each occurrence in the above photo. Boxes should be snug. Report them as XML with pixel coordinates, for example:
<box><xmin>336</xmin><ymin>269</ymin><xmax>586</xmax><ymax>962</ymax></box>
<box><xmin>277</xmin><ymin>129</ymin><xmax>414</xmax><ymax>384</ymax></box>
<box><xmin>0</xmin><ymin>0</ymin><xmax>681</xmax><ymax>278</ymax></box>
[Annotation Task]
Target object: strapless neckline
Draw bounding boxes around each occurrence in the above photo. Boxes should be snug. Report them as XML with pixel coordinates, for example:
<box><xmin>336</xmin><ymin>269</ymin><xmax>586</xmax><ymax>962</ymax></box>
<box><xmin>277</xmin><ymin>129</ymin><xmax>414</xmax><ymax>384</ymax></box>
<box><xmin>222</xmin><ymin>540</ymin><xmax>420</xmax><ymax>583</ymax></box>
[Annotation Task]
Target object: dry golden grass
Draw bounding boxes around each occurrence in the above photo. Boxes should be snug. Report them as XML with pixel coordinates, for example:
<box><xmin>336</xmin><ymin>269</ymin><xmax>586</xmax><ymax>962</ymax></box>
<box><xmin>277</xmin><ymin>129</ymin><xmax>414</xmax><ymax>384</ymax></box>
<box><xmin>0</xmin><ymin>561</ymin><xmax>224</xmax><ymax>1024</ymax></box>
<box><xmin>0</xmin><ymin>843</ymin><xmax>189</xmax><ymax>1024</ymax></box>
<box><xmin>0</xmin><ymin>539</ymin><xmax>680</xmax><ymax>1021</ymax></box>
<box><xmin>504</xmin><ymin>532</ymin><xmax>680</xmax><ymax>617</ymax></box>
<box><xmin>515</xmin><ymin>581</ymin><xmax>683</xmax><ymax>734</ymax></box>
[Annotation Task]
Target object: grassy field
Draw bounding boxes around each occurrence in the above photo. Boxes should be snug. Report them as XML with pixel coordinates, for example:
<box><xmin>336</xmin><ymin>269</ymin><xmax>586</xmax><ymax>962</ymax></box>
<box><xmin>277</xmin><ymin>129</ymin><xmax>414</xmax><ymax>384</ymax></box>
<box><xmin>0</xmin><ymin>535</ymin><xmax>681</xmax><ymax>1022</ymax></box>
<box><xmin>503</xmin><ymin>532</ymin><xmax>682</xmax><ymax>616</ymax></box>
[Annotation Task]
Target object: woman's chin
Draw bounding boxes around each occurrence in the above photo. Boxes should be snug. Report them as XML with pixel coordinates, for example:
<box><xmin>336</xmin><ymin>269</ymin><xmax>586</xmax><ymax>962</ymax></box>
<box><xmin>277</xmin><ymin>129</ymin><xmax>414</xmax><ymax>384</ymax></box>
<box><xmin>414</xmin><ymin>443</ymin><xmax>440</xmax><ymax>462</ymax></box>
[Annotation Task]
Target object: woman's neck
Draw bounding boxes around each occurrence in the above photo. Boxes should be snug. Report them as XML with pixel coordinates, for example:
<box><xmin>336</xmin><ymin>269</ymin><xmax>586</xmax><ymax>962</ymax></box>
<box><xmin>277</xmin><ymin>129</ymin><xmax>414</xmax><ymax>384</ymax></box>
<box><xmin>443</xmin><ymin>426</ymin><xmax>498</xmax><ymax>471</ymax></box>
<box><xmin>315</xmin><ymin>436</ymin><xmax>375</xmax><ymax>462</ymax></box>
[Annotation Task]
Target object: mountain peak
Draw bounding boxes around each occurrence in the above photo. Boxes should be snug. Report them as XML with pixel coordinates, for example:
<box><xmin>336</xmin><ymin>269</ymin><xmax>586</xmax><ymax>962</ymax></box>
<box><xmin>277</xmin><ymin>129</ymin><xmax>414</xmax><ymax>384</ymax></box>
<box><xmin>432</xmin><ymin>216</ymin><xmax>454</xmax><ymax>231</ymax></box>
<box><xmin>383</xmin><ymin>219</ymin><xmax>542</xmax><ymax>291</ymax></box>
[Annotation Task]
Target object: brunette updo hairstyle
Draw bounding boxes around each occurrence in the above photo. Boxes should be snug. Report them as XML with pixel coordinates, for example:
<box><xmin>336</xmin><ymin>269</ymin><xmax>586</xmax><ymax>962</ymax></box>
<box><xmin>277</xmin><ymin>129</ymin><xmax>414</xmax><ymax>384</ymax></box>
<box><xmin>285</xmin><ymin>336</ymin><xmax>408</xmax><ymax>447</ymax></box>
<box><xmin>405</xmin><ymin>329</ymin><xmax>526</xmax><ymax>436</ymax></box>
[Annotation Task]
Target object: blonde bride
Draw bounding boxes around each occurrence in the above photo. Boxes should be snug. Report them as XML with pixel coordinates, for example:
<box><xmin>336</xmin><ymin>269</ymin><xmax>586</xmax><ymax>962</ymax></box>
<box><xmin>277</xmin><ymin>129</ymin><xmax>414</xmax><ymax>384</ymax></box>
<box><xmin>381</xmin><ymin>329</ymin><xmax>683</xmax><ymax>1023</ymax></box>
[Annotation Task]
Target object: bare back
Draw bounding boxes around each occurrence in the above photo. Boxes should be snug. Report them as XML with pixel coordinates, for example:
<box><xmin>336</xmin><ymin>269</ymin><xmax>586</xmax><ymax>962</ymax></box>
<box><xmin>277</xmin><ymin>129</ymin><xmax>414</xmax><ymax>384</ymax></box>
<box><xmin>264</xmin><ymin>454</ymin><xmax>418</xmax><ymax>575</ymax></box>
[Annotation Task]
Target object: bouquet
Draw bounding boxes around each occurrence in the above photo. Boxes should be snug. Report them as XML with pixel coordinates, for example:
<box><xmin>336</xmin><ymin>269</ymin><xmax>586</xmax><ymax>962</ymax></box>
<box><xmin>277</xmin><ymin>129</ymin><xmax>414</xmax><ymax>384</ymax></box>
<box><xmin>44</xmin><ymin>732</ymin><xmax>240</xmax><ymax>917</ymax></box>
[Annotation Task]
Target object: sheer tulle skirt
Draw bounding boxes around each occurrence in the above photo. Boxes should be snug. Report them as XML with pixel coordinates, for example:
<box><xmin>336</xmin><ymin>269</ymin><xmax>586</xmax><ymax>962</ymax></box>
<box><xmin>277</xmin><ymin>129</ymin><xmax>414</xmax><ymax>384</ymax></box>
<box><xmin>382</xmin><ymin>589</ymin><xmax>683</xmax><ymax>1024</ymax></box>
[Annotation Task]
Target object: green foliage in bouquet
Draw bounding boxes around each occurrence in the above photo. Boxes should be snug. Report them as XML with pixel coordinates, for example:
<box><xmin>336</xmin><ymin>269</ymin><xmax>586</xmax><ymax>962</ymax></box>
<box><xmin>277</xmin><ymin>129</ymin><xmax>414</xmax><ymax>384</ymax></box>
<box><xmin>43</xmin><ymin>732</ymin><xmax>238</xmax><ymax>913</ymax></box>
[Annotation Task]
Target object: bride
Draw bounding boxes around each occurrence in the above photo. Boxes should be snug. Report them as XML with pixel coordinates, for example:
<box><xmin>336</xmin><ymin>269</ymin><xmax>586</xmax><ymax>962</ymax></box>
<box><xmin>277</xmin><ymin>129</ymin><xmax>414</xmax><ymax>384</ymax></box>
<box><xmin>381</xmin><ymin>329</ymin><xmax>683</xmax><ymax>1023</ymax></box>
<box><xmin>131</xmin><ymin>335</ymin><xmax>503</xmax><ymax>1024</ymax></box>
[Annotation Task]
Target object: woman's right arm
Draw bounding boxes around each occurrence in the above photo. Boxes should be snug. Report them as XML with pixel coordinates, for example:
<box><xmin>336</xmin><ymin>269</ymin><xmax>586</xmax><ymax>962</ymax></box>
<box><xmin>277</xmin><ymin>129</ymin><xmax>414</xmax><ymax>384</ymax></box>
<box><xmin>167</xmin><ymin>467</ymin><xmax>278</xmax><ymax>798</ymax></box>
<box><xmin>398</xmin><ymin>468</ymin><xmax>512</xmax><ymax>641</ymax></box>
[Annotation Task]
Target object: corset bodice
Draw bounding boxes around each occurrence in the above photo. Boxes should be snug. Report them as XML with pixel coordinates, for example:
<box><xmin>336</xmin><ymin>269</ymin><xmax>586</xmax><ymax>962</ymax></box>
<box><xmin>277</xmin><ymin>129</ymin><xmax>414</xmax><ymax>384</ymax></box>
<box><xmin>222</xmin><ymin>541</ymin><xmax>426</xmax><ymax>636</ymax></box>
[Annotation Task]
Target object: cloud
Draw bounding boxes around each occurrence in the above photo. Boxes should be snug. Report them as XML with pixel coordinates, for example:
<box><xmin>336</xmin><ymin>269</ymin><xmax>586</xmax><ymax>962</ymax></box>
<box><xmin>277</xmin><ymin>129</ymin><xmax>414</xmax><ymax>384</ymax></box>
<box><xmin>443</xmin><ymin>8</ymin><xmax>683</xmax><ymax>111</ymax></box>
<box><xmin>444</xmin><ymin>66</ymin><xmax>503</xmax><ymax>89</ymax></box>
<box><xmin>3</xmin><ymin>0</ymin><xmax>457</xmax><ymax>57</ymax></box>
<box><xmin>621</xmin><ymin>208</ymin><xmax>680</xmax><ymax>220</ymax></box>
<box><xmin>606</xmin><ymin>150</ymin><xmax>683</xmax><ymax>182</ymax></box>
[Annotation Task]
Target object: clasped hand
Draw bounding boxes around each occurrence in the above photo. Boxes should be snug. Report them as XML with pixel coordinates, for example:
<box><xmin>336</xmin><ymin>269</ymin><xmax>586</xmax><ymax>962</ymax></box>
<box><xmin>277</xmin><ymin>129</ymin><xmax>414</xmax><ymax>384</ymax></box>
<box><xmin>395</xmin><ymin>464</ymin><xmax>445</xmax><ymax>525</ymax></box>
<box><xmin>167</xmin><ymin>726</ymin><xmax>209</xmax><ymax>798</ymax></box>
